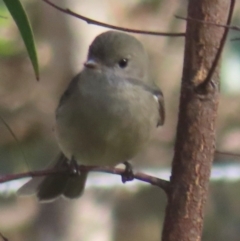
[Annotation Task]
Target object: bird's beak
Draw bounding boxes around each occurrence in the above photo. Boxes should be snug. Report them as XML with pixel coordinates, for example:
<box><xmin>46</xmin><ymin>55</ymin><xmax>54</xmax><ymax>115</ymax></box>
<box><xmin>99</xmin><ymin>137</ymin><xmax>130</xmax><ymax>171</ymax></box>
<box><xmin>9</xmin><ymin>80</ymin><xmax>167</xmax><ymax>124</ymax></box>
<box><xmin>84</xmin><ymin>59</ymin><xmax>99</xmax><ymax>69</ymax></box>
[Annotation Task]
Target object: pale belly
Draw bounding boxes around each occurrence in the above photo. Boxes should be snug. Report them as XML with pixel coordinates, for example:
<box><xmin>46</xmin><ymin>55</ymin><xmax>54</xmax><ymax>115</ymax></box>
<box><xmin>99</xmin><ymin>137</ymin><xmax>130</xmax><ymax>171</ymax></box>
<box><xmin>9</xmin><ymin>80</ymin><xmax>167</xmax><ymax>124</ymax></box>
<box><xmin>56</xmin><ymin>108</ymin><xmax>157</xmax><ymax>166</ymax></box>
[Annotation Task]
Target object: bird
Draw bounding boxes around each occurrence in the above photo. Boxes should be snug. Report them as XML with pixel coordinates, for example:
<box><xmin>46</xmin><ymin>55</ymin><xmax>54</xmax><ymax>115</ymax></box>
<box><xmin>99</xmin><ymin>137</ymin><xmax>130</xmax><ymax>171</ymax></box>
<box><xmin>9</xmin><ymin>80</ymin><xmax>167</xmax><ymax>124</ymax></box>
<box><xmin>18</xmin><ymin>30</ymin><xmax>165</xmax><ymax>201</ymax></box>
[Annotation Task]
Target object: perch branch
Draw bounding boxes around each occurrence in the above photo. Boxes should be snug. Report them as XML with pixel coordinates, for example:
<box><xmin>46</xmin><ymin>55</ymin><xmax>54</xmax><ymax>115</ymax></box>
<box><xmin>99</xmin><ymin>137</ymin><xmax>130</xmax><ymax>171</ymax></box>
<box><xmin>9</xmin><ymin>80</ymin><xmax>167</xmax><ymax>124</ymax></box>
<box><xmin>0</xmin><ymin>165</ymin><xmax>170</xmax><ymax>193</ymax></box>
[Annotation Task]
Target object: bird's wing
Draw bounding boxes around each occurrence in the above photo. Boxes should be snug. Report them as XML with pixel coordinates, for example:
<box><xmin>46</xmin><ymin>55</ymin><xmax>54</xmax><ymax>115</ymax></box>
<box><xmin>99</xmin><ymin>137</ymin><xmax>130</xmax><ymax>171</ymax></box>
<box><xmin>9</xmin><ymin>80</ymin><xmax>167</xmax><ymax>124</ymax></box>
<box><xmin>58</xmin><ymin>73</ymin><xmax>81</xmax><ymax>107</ymax></box>
<box><xmin>153</xmin><ymin>89</ymin><xmax>165</xmax><ymax>126</ymax></box>
<box><xmin>127</xmin><ymin>78</ymin><xmax>165</xmax><ymax>126</ymax></box>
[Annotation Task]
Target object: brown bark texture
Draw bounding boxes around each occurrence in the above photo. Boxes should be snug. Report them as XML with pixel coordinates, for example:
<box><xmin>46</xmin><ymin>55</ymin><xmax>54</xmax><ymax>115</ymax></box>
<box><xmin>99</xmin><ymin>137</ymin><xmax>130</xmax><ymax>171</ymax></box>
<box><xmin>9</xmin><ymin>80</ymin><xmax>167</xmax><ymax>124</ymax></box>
<box><xmin>162</xmin><ymin>1</ymin><xmax>230</xmax><ymax>241</ymax></box>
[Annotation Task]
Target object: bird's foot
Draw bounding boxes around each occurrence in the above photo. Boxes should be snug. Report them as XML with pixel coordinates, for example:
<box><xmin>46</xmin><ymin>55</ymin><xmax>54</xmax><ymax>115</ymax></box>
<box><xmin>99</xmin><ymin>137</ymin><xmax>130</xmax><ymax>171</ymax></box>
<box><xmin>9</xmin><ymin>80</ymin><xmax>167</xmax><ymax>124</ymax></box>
<box><xmin>68</xmin><ymin>157</ymin><xmax>81</xmax><ymax>176</ymax></box>
<box><xmin>121</xmin><ymin>161</ymin><xmax>134</xmax><ymax>183</ymax></box>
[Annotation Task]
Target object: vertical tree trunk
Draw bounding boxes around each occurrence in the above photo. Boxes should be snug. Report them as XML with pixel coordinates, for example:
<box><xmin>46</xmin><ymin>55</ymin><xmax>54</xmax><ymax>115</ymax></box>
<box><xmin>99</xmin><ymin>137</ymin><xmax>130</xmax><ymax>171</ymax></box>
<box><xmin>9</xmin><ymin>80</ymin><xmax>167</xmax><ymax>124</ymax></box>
<box><xmin>162</xmin><ymin>1</ymin><xmax>230</xmax><ymax>241</ymax></box>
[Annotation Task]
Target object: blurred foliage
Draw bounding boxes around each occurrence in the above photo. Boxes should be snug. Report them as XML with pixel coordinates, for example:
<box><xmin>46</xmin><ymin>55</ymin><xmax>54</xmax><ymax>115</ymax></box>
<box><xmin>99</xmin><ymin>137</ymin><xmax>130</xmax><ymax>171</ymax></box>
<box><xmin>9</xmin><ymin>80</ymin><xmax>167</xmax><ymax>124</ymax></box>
<box><xmin>203</xmin><ymin>181</ymin><xmax>240</xmax><ymax>241</ymax></box>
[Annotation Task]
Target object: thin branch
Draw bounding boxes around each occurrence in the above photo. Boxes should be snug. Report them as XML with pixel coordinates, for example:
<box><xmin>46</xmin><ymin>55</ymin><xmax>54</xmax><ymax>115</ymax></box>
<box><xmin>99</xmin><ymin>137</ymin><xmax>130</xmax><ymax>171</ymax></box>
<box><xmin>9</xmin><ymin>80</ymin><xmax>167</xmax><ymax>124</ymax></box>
<box><xmin>0</xmin><ymin>165</ymin><xmax>170</xmax><ymax>193</ymax></box>
<box><xmin>176</xmin><ymin>14</ymin><xmax>239</xmax><ymax>32</ymax></box>
<box><xmin>231</xmin><ymin>37</ymin><xmax>240</xmax><ymax>41</ymax></box>
<box><xmin>215</xmin><ymin>150</ymin><xmax>240</xmax><ymax>159</ymax></box>
<box><xmin>42</xmin><ymin>0</ymin><xmax>185</xmax><ymax>37</ymax></box>
<box><xmin>176</xmin><ymin>0</ymin><xmax>235</xmax><ymax>88</ymax></box>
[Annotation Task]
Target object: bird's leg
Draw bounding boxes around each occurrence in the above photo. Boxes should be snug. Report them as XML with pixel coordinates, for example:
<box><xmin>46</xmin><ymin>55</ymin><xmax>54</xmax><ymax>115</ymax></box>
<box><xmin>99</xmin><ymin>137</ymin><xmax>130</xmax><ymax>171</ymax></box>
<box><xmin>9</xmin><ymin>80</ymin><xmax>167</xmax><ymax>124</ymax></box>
<box><xmin>121</xmin><ymin>161</ymin><xmax>134</xmax><ymax>183</ymax></box>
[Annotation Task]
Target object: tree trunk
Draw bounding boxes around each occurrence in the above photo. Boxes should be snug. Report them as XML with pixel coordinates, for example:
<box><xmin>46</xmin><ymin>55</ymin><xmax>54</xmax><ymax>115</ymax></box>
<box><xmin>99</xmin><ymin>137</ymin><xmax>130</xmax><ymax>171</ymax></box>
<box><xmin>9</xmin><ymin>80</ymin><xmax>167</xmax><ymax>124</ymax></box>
<box><xmin>161</xmin><ymin>1</ymin><xmax>230</xmax><ymax>241</ymax></box>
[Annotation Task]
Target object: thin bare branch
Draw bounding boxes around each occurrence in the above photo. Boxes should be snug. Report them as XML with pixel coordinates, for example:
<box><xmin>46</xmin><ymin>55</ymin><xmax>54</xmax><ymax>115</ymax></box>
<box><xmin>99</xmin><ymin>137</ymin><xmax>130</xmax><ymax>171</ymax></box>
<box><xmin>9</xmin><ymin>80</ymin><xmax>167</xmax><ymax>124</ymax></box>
<box><xmin>0</xmin><ymin>165</ymin><xmax>170</xmax><ymax>193</ymax></box>
<box><xmin>215</xmin><ymin>150</ymin><xmax>240</xmax><ymax>159</ymax></box>
<box><xmin>43</xmin><ymin>0</ymin><xmax>185</xmax><ymax>37</ymax></box>
<box><xmin>0</xmin><ymin>115</ymin><xmax>29</xmax><ymax>170</ymax></box>
<box><xmin>231</xmin><ymin>37</ymin><xmax>240</xmax><ymax>41</ymax></box>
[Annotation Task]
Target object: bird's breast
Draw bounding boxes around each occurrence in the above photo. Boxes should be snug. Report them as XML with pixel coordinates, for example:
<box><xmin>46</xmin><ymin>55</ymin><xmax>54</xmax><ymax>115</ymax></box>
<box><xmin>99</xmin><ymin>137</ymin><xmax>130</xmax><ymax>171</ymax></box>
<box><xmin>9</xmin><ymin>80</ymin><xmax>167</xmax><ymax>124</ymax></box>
<box><xmin>55</xmin><ymin>72</ymin><xmax>159</xmax><ymax>166</ymax></box>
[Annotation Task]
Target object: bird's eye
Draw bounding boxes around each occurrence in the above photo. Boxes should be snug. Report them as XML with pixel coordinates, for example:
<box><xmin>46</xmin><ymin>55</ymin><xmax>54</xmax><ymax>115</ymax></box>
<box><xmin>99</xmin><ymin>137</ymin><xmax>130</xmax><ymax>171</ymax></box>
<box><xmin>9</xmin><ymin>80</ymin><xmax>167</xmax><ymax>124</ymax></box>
<box><xmin>118</xmin><ymin>58</ymin><xmax>128</xmax><ymax>68</ymax></box>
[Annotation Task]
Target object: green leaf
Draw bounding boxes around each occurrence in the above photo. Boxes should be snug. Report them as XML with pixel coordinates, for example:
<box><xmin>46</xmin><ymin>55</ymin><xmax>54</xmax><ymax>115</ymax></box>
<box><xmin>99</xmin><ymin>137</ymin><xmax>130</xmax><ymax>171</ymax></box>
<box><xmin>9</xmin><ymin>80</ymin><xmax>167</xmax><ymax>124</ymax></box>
<box><xmin>3</xmin><ymin>0</ymin><xmax>39</xmax><ymax>80</ymax></box>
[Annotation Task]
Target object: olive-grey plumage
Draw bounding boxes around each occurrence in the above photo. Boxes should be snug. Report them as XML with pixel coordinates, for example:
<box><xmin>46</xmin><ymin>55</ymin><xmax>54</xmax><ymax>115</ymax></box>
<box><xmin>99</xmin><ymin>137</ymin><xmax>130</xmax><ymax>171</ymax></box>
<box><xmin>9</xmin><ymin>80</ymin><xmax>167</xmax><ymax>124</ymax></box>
<box><xmin>18</xmin><ymin>31</ymin><xmax>165</xmax><ymax>201</ymax></box>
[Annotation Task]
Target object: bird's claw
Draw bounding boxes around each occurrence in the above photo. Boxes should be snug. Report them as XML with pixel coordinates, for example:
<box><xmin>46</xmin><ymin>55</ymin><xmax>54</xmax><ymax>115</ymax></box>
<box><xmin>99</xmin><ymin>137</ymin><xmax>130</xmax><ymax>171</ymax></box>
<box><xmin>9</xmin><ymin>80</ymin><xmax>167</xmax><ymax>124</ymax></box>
<box><xmin>121</xmin><ymin>161</ymin><xmax>134</xmax><ymax>183</ymax></box>
<box><xmin>68</xmin><ymin>157</ymin><xmax>81</xmax><ymax>176</ymax></box>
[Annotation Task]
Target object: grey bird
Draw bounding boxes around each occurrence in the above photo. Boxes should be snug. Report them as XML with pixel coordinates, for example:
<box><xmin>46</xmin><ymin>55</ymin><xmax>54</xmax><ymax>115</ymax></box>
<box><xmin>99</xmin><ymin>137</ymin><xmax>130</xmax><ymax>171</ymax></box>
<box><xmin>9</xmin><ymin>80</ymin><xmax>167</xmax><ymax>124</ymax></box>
<box><xmin>18</xmin><ymin>31</ymin><xmax>165</xmax><ymax>201</ymax></box>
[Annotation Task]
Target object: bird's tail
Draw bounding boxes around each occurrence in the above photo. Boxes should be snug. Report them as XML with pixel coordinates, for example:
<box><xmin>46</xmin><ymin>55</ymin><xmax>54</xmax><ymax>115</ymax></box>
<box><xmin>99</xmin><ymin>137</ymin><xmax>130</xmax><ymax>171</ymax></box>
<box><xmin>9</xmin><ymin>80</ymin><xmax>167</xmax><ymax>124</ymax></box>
<box><xmin>18</xmin><ymin>153</ymin><xmax>88</xmax><ymax>202</ymax></box>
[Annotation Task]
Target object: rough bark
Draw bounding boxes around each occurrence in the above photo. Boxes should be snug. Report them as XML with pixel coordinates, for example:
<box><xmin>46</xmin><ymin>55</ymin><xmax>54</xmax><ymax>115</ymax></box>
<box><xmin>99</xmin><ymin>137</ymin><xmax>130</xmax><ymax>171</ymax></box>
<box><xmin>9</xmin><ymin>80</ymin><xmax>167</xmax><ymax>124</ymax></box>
<box><xmin>161</xmin><ymin>1</ymin><xmax>230</xmax><ymax>241</ymax></box>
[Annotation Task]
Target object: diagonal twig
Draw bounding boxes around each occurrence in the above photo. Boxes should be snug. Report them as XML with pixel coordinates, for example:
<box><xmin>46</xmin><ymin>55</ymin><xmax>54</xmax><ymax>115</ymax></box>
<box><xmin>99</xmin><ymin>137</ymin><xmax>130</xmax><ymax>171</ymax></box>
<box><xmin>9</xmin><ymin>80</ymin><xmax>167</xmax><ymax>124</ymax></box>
<box><xmin>0</xmin><ymin>232</ymin><xmax>8</xmax><ymax>241</ymax></box>
<box><xmin>176</xmin><ymin>0</ymin><xmax>235</xmax><ymax>88</ymax></box>
<box><xmin>201</xmin><ymin>0</ymin><xmax>235</xmax><ymax>87</ymax></box>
